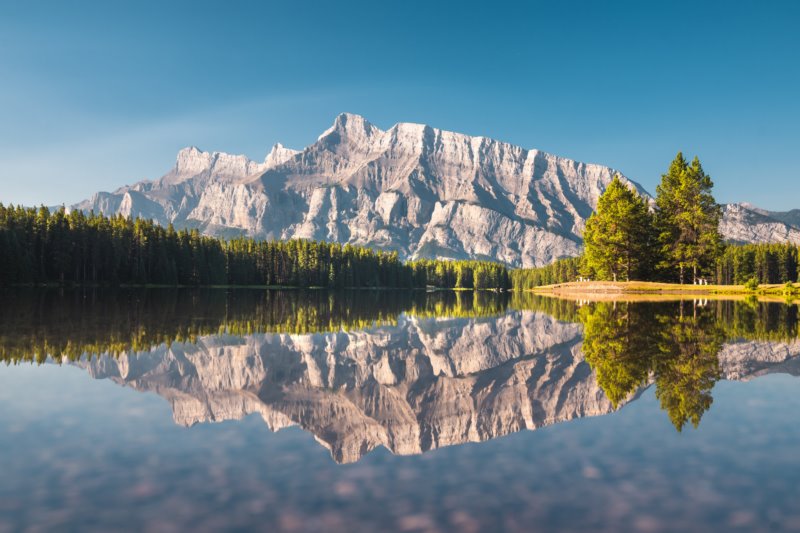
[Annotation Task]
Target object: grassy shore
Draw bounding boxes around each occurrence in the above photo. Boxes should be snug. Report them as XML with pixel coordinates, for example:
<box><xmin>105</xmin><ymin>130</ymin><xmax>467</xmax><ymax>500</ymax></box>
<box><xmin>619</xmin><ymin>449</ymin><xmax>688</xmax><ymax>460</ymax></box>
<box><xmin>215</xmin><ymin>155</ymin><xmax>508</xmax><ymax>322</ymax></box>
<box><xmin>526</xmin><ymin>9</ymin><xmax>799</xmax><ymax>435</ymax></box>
<box><xmin>531</xmin><ymin>280</ymin><xmax>800</xmax><ymax>299</ymax></box>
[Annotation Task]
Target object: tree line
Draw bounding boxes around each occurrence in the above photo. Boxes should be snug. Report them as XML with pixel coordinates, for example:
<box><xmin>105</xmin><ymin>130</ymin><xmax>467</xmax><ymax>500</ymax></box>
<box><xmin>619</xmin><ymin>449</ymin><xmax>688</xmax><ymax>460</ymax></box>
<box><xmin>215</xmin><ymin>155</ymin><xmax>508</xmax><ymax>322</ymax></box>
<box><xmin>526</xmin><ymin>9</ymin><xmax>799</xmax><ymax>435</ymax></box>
<box><xmin>509</xmin><ymin>257</ymin><xmax>581</xmax><ymax>290</ymax></box>
<box><xmin>513</xmin><ymin>243</ymin><xmax>800</xmax><ymax>289</ymax></box>
<box><xmin>407</xmin><ymin>258</ymin><xmax>510</xmax><ymax>290</ymax></box>
<box><xmin>0</xmin><ymin>205</ymin><xmax>511</xmax><ymax>289</ymax></box>
<box><xmin>715</xmin><ymin>243</ymin><xmax>799</xmax><ymax>285</ymax></box>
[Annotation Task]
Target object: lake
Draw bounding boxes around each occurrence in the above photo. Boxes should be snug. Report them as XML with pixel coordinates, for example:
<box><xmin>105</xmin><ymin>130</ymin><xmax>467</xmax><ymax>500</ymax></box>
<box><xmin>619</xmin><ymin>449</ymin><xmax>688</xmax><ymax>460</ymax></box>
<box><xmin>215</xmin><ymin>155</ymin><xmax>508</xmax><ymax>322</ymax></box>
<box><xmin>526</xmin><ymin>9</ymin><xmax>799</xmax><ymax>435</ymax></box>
<box><xmin>1</xmin><ymin>289</ymin><xmax>800</xmax><ymax>532</ymax></box>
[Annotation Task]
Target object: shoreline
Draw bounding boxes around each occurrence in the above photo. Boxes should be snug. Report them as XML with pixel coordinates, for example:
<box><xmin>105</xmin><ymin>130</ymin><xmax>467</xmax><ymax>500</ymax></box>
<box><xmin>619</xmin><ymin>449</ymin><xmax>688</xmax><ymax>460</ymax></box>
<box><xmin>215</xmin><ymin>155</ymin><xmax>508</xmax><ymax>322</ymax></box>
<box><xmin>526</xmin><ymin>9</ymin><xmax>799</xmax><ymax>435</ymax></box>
<box><xmin>529</xmin><ymin>281</ymin><xmax>799</xmax><ymax>299</ymax></box>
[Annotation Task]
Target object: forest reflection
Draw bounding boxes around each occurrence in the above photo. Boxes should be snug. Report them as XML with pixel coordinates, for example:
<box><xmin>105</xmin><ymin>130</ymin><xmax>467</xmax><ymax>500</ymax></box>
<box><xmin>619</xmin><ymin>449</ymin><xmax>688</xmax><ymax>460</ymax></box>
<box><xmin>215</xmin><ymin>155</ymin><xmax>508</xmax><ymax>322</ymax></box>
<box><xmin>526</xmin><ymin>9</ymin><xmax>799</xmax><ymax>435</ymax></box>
<box><xmin>0</xmin><ymin>288</ymin><xmax>513</xmax><ymax>363</ymax></box>
<box><xmin>578</xmin><ymin>298</ymin><xmax>798</xmax><ymax>430</ymax></box>
<box><xmin>1</xmin><ymin>289</ymin><xmax>799</xmax><ymax>435</ymax></box>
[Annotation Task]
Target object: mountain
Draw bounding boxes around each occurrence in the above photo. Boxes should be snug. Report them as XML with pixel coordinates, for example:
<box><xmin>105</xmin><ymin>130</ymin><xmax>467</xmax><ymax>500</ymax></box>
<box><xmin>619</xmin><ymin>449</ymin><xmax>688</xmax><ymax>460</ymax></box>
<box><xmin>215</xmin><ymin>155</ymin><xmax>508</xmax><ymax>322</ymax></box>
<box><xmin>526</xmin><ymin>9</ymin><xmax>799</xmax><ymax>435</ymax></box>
<box><xmin>70</xmin><ymin>312</ymin><xmax>800</xmax><ymax>464</ymax></box>
<box><xmin>720</xmin><ymin>203</ymin><xmax>800</xmax><ymax>244</ymax></box>
<box><xmin>73</xmin><ymin>113</ymin><xmax>800</xmax><ymax>266</ymax></box>
<box><xmin>741</xmin><ymin>203</ymin><xmax>800</xmax><ymax>228</ymax></box>
<box><xmin>74</xmin><ymin>113</ymin><xmax>646</xmax><ymax>267</ymax></box>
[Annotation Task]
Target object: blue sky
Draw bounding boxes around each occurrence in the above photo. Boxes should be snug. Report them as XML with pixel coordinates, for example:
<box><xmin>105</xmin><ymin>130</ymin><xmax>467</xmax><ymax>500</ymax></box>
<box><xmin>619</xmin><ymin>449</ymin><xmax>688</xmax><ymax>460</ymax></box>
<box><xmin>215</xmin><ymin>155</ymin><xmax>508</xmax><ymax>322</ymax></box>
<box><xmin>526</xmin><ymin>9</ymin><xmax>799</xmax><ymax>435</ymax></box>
<box><xmin>1</xmin><ymin>0</ymin><xmax>798</xmax><ymax>209</ymax></box>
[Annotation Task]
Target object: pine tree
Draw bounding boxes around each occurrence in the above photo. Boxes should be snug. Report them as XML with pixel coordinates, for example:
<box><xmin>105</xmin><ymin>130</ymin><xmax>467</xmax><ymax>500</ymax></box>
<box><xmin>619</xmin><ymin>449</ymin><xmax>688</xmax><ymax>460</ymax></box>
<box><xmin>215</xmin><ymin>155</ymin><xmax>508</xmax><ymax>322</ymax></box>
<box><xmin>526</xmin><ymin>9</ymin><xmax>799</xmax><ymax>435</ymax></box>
<box><xmin>655</xmin><ymin>153</ymin><xmax>722</xmax><ymax>283</ymax></box>
<box><xmin>582</xmin><ymin>175</ymin><xmax>655</xmax><ymax>281</ymax></box>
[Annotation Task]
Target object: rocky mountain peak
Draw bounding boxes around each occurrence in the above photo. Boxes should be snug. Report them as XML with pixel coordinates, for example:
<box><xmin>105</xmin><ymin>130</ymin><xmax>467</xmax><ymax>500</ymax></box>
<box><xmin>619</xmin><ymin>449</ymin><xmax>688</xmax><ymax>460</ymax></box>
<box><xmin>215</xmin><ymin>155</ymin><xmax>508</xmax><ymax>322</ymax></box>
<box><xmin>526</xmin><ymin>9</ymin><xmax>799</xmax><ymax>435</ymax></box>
<box><xmin>174</xmin><ymin>146</ymin><xmax>213</xmax><ymax>176</ymax></box>
<box><xmin>170</xmin><ymin>146</ymin><xmax>266</xmax><ymax>185</ymax></box>
<box><xmin>318</xmin><ymin>112</ymin><xmax>380</xmax><ymax>144</ymax></box>
<box><xmin>720</xmin><ymin>203</ymin><xmax>800</xmax><ymax>244</ymax></box>
<box><xmin>264</xmin><ymin>143</ymin><xmax>300</xmax><ymax>168</ymax></box>
<box><xmin>73</xmin><ymin>114</ymin><xmax>800</xmax><ymax>267</ymax></box>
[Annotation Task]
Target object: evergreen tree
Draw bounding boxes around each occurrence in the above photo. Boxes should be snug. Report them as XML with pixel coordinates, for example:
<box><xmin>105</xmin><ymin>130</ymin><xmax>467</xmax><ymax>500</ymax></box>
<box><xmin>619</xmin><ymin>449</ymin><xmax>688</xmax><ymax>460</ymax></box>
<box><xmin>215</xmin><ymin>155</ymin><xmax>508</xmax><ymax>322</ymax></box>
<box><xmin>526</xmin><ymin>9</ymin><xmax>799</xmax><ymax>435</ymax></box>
<box><xmin>582</xmin><ymin>175</ymin><xmax>655</xmax><ymax>281</ymax></box>
<box><xmin>655</xmin><ymin>153</ymin><xmax>722</xmax><ymax>283</ymax></box>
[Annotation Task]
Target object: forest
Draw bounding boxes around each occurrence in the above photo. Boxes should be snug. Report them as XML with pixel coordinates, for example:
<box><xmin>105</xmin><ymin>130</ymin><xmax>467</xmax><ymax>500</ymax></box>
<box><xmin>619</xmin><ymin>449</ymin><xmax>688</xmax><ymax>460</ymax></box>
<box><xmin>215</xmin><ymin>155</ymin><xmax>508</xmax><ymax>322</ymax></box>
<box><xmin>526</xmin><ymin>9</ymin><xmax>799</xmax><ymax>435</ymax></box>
<box><xmin>512</xmin><ymin>243</ymin><xmax>800</xmax><ymax>289</ymax></box>
<box><xmin>510</xmin><ymin>257</ymin><xmax>582</xmax><ymax>290</ymax></box>
<box><xmin>715</xmin><ymin>243</ymin><xmax>799</xmax><ymax>286</ymax></box>
<box><xmin>0</xmin><ymin>204</ymin><xmax>510</xmax><ymax>290</ymax></box>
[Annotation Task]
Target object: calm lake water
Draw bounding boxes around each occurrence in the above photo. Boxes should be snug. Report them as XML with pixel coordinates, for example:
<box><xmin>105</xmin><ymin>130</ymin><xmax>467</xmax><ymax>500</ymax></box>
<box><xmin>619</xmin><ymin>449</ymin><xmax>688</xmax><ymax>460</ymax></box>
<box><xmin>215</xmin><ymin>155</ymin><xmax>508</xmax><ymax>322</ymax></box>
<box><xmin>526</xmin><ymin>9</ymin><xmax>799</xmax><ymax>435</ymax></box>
<box><xmin>2</xmin><ymin>289</ymin><xmax>800</xmax><ymax>532</ymax></box>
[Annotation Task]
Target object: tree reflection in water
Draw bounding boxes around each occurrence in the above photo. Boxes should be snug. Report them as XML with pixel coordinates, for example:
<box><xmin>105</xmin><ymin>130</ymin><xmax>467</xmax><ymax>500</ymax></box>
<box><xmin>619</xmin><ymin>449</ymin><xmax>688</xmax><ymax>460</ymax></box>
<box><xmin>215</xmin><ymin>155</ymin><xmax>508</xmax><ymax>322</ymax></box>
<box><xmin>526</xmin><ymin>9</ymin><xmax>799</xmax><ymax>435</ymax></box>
<box><xmin>579</xmin><ymin>298</ymin><xmax>800</xmax><ymax>431</ymax></box>
<box><xmin>1</xmin><ymin>288</ymin><xmax>798</xmax><ymax>437</ymax></box>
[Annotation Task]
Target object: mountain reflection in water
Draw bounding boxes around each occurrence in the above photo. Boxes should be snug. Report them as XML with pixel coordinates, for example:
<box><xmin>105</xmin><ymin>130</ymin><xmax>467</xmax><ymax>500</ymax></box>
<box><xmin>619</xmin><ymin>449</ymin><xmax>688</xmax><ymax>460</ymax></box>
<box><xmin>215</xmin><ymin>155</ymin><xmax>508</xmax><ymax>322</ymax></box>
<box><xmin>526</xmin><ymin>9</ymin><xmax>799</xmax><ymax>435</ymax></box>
<box><xmin>2</xmin><ymin>289</ymin><xmax>799</xmax><ymax>463</ymax></box>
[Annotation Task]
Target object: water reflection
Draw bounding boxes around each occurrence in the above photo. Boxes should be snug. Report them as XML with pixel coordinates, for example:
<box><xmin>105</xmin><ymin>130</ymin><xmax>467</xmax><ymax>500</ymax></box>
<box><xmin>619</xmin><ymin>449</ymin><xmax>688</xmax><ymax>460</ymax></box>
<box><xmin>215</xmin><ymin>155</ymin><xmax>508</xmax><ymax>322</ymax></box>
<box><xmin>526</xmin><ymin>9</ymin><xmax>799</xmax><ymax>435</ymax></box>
<box><xmin>0</xmin><ymin>288</ymin><xmax>510</xmax><ymax>363</ymax></box>
<box><xmin>2</xmin><ymin>289</ymin><xmax>800</xmax><ymax>462</ymax></box>
<box><xmin>580</xmin><ymin>301</ymin><xmax>725</xmax><ymax>431</ymax></box>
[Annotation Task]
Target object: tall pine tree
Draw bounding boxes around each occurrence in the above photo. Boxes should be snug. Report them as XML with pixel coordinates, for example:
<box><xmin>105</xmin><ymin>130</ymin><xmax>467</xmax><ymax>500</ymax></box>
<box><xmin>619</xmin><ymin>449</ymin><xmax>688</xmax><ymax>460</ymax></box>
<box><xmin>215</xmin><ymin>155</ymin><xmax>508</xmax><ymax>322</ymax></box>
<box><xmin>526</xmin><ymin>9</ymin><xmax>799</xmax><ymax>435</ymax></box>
<box><xmin>655</xmin><ymin>153</ymin><xmax>722</xmax><ymax>283</ymax></box>
<box><xmin>582</xmin><ymin>176</ymin><xmax>655</xmax><ymax>281</ymax></box>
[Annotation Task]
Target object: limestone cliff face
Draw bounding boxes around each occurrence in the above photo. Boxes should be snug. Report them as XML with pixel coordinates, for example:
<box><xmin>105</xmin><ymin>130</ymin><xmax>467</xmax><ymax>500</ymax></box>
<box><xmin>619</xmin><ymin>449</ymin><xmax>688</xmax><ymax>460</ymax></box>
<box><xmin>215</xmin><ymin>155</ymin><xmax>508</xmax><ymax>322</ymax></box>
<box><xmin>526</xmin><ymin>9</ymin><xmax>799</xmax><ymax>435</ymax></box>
<box><xmin>720</xmin><ymin>203</ymin><xmax>800</xmax><ymax>245</ymax></box>
<box><xmin>73</xmin><ymin>113</ymin><xmax>799</xmax><ymax>265</ymax></box>
<box><xmin>72</xmin><ymin>311</ymin><xmax>800</xmax><ymax>463</ymax></box>
<box><xmin>73</xmin><ymin>114</ymin><xmax>643</xmax><ymax>267</ymax></box>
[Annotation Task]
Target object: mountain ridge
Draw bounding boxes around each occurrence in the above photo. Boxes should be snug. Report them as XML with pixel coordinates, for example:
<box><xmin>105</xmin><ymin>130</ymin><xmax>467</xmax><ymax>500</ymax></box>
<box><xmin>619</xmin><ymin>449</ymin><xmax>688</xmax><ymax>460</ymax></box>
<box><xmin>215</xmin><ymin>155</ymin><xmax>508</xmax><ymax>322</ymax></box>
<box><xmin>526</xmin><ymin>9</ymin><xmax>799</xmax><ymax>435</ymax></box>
<box><xmin>73</xmin><ymin>113</ymin><xmax>800</xmax><ymax>267</ymax></box>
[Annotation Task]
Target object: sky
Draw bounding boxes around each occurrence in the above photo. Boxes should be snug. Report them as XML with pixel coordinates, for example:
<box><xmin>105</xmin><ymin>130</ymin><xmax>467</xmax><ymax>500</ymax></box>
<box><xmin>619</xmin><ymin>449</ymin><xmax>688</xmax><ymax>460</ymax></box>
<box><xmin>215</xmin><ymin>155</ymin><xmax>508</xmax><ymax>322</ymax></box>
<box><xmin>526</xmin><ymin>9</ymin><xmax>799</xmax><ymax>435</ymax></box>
<box><xmin>0</xmin><ymin>0</ymin><xmax>798</xmax><ymax>210</ymax></box>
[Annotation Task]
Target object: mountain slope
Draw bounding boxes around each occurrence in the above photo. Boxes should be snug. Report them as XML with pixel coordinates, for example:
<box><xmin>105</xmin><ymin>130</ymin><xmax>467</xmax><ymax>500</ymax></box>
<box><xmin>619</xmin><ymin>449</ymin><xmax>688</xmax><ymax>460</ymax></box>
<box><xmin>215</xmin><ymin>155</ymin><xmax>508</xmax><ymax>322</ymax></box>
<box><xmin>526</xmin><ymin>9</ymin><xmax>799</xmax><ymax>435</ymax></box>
<box><xmin>74</xmin><ymin>113</ymin><xmax>800</xmax><ymax>266</ymax></box>
<box><xmin>720</xmin><ymin>203</ymin><xmax>800</xmax><ymax>245</ymax></box>
<box><xmin>74</xmin><ymin>113</ymin><xmax>644</xmax><ymax>267</ymax></box>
